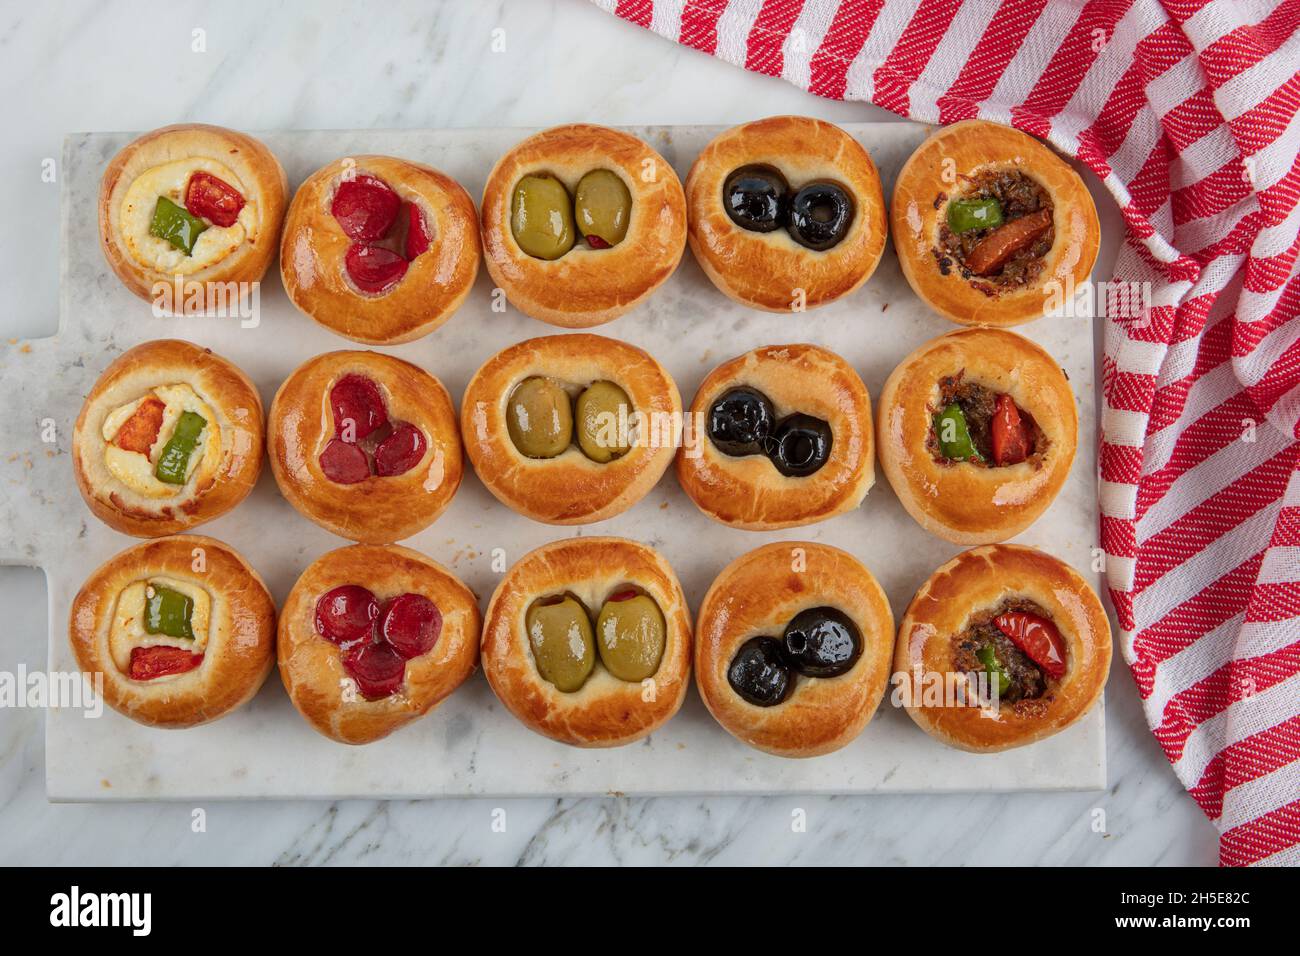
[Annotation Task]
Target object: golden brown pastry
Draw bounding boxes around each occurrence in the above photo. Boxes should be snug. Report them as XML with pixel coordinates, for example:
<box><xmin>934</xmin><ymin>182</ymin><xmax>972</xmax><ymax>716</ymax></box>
<box><xmin>461</xmin><ymin>334</ymin><xmax>680</xmax><ymax>524</ymax></box>
<box><xmin>278</xmin><ymin>544</ymin><xmax>480</xmax><ymax>745</ymax></box>
<box><xmin>267</xmin><ymin>351</ymin><xmax>463</xmax><ymax>543</ymax></box>
<box><xmin>686</xmin><ymin>116</ymin><xmax>886</xmax><ymax>312</ymax></box>
<box><xmin>676</xmin><ymin>344</ymin><xmax>873</xmax><ymax>530</ymax></box>
<box><xmin>99</xmin><ymin>124</ymin><xmax>287</xmax><ymax>312</ymax></box>
<box><xmin>892</xmin><ymin>120</ymin><xmax>1100</xmax><ymax>327</ymax></box>
<box><xmin>480</xmin><ymin>124</ymin><xmax>687</xmax><ymax>328</ymax></box>
<box><xmin>481</xmin><ymin>537</ymin><xmax>692</xmax><ymax>747</ymax></box>
<box><xmin>877</xmin><ymin>328</ymin><xmax>1076</xmax><ymax>544</ymax></box>
<box><xmin>894</xmin><ymin>545</ymin><xmax>1110</xmax><ymax>752</ymax></box>
<box><xmin>695</xmin><ymin>542</ymin><xmax>894</xmax><ymax>757</ymax></box>
<box><xmin>68</xmin><ymin>535</ymin><xmax>275</xmax><ymax>728</ymax></box>
<box><xmin>73</xmin><ymin>339</ymin><xmax>264</xmax><ymax>537</ymax></box>
<box><xmin>280</xmin><ymin>155</ymin><xmax>480</xmax><ymax>344</ymax></box>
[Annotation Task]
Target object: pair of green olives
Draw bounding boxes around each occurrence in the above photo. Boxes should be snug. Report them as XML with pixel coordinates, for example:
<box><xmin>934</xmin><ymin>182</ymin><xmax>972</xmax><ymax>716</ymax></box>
<box><xmin>526</xmin><ymin>589</ymin><xmax>666</xmax><ymax>691</ymax></box>
<box><xmin>510</xmin><ymin>170</ymin><xmax>632</xmax><ymax>259</ymax></box>
<box><xmin>506</xmin><ymin>377</ymin><xmax>633</xmax><ymax>463</ymax></box>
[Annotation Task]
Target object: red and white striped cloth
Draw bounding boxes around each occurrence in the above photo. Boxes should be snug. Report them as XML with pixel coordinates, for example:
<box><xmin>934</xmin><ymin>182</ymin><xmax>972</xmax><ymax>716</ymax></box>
<box><xmin>594</xmin><ymin>0</ymin><xmax>1300</xmax><ymax>866</ymax></box>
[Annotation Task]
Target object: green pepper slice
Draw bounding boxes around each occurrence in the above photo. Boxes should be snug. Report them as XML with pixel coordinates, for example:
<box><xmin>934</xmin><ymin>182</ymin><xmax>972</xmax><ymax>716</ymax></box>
<box><xmin>946</xmin><ymin>198</ymin><xmax>1003</xmax><ymax>234</ymax></box>
<box><xmin>977</xmin><ymin>644</ymin><xmax>1012</xmax><ymax>696</ymax></box>
<box><xmin>153</xmin><ymin>411</ymin><xmax>207</xmax><ymax>485</ymax></box>
<box><xmin>934</xmin><ymin>403</ymin><xmax>983</xmax><ymax>462</ymax></box>
<box><xmin>144</xmin><ymin>584</ymin><xmax>195</xmax><ymax>640</ymax></box>
<box><xmin>149</xmin><ymin>196</ymin><xmax>208</xmax><ymax>256</ymax></box>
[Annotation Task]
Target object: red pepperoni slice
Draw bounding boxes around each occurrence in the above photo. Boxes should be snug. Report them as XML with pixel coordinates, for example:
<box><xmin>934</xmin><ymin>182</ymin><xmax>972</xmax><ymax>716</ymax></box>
<box><xmin>331</xmin><ymin>174</ymin><xmax>401</xmax><ymax>241</ymax></box>
<box><xmin>373</xmin><ymin>423</ymin><xmax>427</xmax><ymax>477</ymax></box>
<box><xmin>314</xmin><ymin>585</ymin><xmax>379</xmax><ymax>645</ymax></box>
<box><xmin>329</xmin><ymin>374</ymin><xmax>388</xmax><ymax>440</ymax></box>
<box><xmin>185</xmin><ymin>171</ymin><xmax>245</xmax><ymax>228</ymax></box>
<box><xmin>405</xmin><ymin>203</ymin><xmax>432</xmax><ymax>259</ymax></box>
<box><xmin>342</xmin><ymin>639</ymin><xmax>406</xmax><ymax>700</ymax></box>
<box><xmin>379</xmin><ymin>593</ymin><xmax>442</xmax><ymax>659</ymax></box>
<box><xmin>319</xmin><ymin>438</ymin><xmax>371</xmax><ymax>484</ymax></box>
<box><xmin>345</xmin><ymin>243</ymin><xmax>408</xmax><ymax>294</ymax></box>
<box><xmin>129</xmin><ymin>645</ymin><xmax>204</xmax><ymax>681</ymax></box>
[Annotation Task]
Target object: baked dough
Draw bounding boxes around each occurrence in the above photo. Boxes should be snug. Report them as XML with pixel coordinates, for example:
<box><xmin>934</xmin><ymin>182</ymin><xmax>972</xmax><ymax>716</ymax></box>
<box><xmin>892</xmin><ymin>120</ymin><xmax>1100</xmax><ymax>327</ymax></box>
<box><xmin>267</xmin><ymin>350</ymin><xmax>463</xmax><ymax>542</ymax></box>
<box><xmin>676</xmin><ymin>344</ymin><xmax>874</xmax><ymax>530</ymax></box>
<box><xmin>481</xmin><ymin>537</ymin><xmax>692</xmax><ymax>747</ymax></box>
<box><xmin>68</xmin><ymin>534</ymin><xmax>275</xmax><ymax>728</ymax></box>
<box><xmin>280</xmin><ymin>155</ymin><xmax>480</xmax><ymax>344</ymax></box>
<box><xmin>99</xmin><ymin>124</ymin><xmax>287</xmax><ymax>312</ymax></box>
<box><xmin>73</xmin><ymin>339</ymin><xmax>264</xmax><ymax>537</ymax></box>
<box><xmin>894</xmin><ymin>544</ymin><xmax>1111</xmax><ymax>752</ymax></box>
<box><xmin>695</xmin><ymin>542</ymin><xmax>894</xmax><ymax>757</ymax></box>
<box><xmin>877</xmin><ymin>328</ymin><xmax>1076</xmax><ymax>544</ymax></box>
<box><xmin>461</xmin><ymin>334</ymin><xmax>681</xmax><ymax>524</ymax></box>
<box><xmin>278</xmin><ymin>544</ymin><xmax>481</xmax><ymax>745</ymax></box>
<box><xmin>686</xmin><ymin>116</ymin><xmax>887</xmax><ymax>311</ymax></box>
<box><xmin>480</xmin><ymin>124</ymin><xmax>687</xmax><ymax>328</ymax></box>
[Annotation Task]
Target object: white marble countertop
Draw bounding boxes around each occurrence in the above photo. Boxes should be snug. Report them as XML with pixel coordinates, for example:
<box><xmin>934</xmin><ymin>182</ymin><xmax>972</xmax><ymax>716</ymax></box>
<box><xmin>0</xmin><ymin>0</ymin><xmax>1218</xmax><ymax>864</ymax></box>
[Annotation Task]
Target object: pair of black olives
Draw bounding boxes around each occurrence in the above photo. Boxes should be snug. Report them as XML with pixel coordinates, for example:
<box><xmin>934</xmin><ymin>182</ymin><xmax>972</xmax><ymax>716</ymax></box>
<box><xmin>723</xmin><ymin>165</ymin><xmax>854</xmax><ymax>251</ymax></box>
<box><xmin>708</xmin><ymin>386</ymin><xmax>831</xmax><ymax>477</ymax></box>
<box><xmin>727</xmin><ymin>607</ymin><xmax>862</xmax><ymax>707</ymax></box>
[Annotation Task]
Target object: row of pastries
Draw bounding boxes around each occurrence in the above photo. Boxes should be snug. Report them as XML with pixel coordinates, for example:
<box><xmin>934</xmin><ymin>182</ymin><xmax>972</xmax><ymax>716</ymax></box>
<box><xmin>71</xmin><ymin>114</ymin><xmax>1109</xmax><ymax>763</ymax></box>
<box><xmin>98</xmin><ymin>117</ymin><xmax>1099</xmax><ymax>336</ymax></box>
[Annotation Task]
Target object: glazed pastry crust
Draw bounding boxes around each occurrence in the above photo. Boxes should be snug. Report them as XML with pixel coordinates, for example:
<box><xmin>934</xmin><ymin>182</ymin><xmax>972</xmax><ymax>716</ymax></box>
<box><xmin>68</xmin><ymin>535</ymin><xmax>276</xmax><ymax>728</ymax></box>
<box><xmin>894</xmin><ymin>545</ymin><xmax>1111</xmax><ymax>752</ymax></box>
<box><xmin>267</xmin><ymin>351</ymin><xmax>463</xmax><ymax>543</ymax></box>
<box><xmin>480</xmin><ymin>124</ymin><xmax>687</xmax><ymax>328</ymax></box>
<box><xmin>876</xmin><ymin>328</ymin><xmax>1077</xmax><ymax>544</ymax></box>
<box><xmin>686</xmin><ymin>116</ymin><xmax>887</xmax><ymax>312</ymax></box>
<box><xmin>99</xmin><ymin>124</ymin><xmax>287</xmax><ymax>310</ymax></box>
<box><xmin>72</xmin><ymin>339</ymin><xmax>264</xmax><ymax>537</ymax></box>
<box><xmin>695</xmin><ymin>542</ymin><xmax>894</xmax><ymax>758</ymax></box>
<box><xmin>676</xmin><ymin>344</ymin><xmax>874</xmax><ymax>530</ymax></box>
<box><xmin>461</xmin><ymin>334</ymin><xmax>681</xmax><ymax>524</ymax></box>
<box><xmin>891</xmin><ymin>120</ymin><xmax>1100</xmax><ymax>327</ymax></box>
<box><xmin>481</xmin><ymin>537</ymin><xmax>692</xmax><ymax>747</ymax></box>
<box><xmin>278</xmin><ymin>544</ymin><xmax>481</xmax><ymax>745</ymax></box>
<box><xmin>280</xmin><ymin>155</ymin><xmax>480</xmax><ymax>344</ymax></box>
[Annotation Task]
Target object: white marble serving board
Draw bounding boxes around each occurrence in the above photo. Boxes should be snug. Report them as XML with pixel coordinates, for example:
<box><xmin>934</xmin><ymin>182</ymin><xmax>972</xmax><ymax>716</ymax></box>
<box><xmin>3</xmin><ymin>123</ymin><xmax>1112</xmax><ymax>800</ymax></box>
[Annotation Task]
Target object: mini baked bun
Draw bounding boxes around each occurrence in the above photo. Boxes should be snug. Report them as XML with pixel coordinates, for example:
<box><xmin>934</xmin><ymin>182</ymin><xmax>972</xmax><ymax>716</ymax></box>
<box><xmin>895</xmin><ymin>545</ymin><xmax>1110</xmax><ymax>752</ymax></box>
<box><xmin>278</xmin><ymin>544</ymin><xmax>480</xmax><ymax>745</ymax></box>
<box><xmin>686</xmin><ymin>116</ymin><xmax>886</xmax><ymax>312</ymax></box>
<box><xmin>68</xmin><ymin>535</ymin><xmax>275</xmax><ymax>728</ymax></box>
<box><xmin>73</xmin><ymin>339</ymin><xmax>264</xmax><ymax>537</ymax></box>
<box><xmin>482</xmin><ymin>537</ymin><xmax>692</xmax><ymax>747</ymax></box>
<box><xmin>695</xmin><ymin>542</ymin><xmax>894</xmax><ymax>757</ymax></box>
<box><xmin>99</xmin><ymin>124</ymin><xmax>287</xmax><ymax>312</ymax></box>
<box><xmin>480</xmin><ymin>124</ymin><xmax>687</xmax><ymax>328</ymax></box>
<box><xmin>892</xmin><ymin>120</ymin><xmax>1100</xmax><ymax>327</ymax></box>
<box><xmin>267</xmin><ymin>351</ymin><xmax>463</xmax><ymax>543</ymax></box>
<box><xmin>280</xmin><ymin>155</ymin><xmax>480</xmax><ymax>344</ymax></box>
<box><xmin>676</xmin><ymin>344</ymin><xmax>873</xmax><ymax>530</ymax></box>
<box><xmin>461</xmin><ymin>334</ymin><xmax>681</xmax><ymax>524</ymax></box>
<box><xmin>877</xmin><ymin>328</ymin><xmax>1076</xmax><ymax>544</ymax></box>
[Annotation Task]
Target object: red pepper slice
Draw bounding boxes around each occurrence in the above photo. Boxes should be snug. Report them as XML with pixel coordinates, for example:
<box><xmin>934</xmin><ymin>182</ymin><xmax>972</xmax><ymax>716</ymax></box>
<box><xmin>331</xmin><ymin>174</ymin><xmax>401</xmax><ymax>242</ymax></box>
<box><xmin>185</xmin><ymin>172</ymin><xmax>246</xmax><ymax>228</ymax></box>
<box><xmin>404</xmin><ymin>203</ymin><xmax>431</xmax><ymax>259</ymax></box>
<box><xmin>344</xmin><ymin>243</ymin><xmax>408</xmax><ymax>294</ymax></box>
<box><xmin>113</xmin><ymin>396</ymin><xmax>166</xmax><ymax>454</ymax></box>
<box><xmin>129</xmin><ymin>645</ymin><xmax>204</xmax><ymax>681</ymax></box>
<box><xmin>993</xmin><ymin>611</ymin><xmax>1067</xmax><ymax>679</ymax></box>
<box><xmin>990</xmin><ymin>393</ymin><xmax>1030</xmax><ymax>466</ymax></box>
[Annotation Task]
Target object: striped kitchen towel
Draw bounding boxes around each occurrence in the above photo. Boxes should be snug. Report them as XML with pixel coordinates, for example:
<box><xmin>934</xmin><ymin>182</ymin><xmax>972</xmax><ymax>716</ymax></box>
<box><xmin>594</xmin><ymin>0</ymin><xmax>1300</xmax><ymax>866</ymax></box>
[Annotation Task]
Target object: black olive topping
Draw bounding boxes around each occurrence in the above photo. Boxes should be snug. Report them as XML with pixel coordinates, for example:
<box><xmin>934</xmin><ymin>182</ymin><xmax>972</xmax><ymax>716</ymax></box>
<box><xmin>787</xmin><ymin>181</ymin><xmax>854</xmax><ymax>251</ymax></box>
<box><xmin>727</xmin><ymin>636</ymin><xmax>792</xmax><ymax>707</ymax></box>
<box><xmin>723</xmin><ymin>165</ymin><xmax>789</xmax><ymax>233</ymax></box>
<box><xmin>782</xmin><ymin>607</ymin><xmax>861</xmax><ymax>677</ymax></box>
<box><xmin>708</xmin><ymin>386</ymin><xmax>776</xmax><ymax>456</ymax></box>
<box><xmin>767</xmin><ymin>414</ymin><xmax>832</xmax><ymax>477</ymax></box>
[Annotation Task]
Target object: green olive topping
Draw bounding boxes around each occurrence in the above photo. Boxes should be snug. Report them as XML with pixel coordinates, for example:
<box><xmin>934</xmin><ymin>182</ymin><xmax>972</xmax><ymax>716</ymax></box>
<box><xmin>526</xmin><ymin>595</ymin><xmax>595</xmax><ymax>692</ymax></box>
<box><xmin>595</xmin><ymin>591</ymin><xmax>665</xmax><ymax>682</ymax></box>
<box><xmin>575</xmin><ymin>380</ymin><xmax>632</xmax><ymax>463</ymax></box>
<box><xmin>507</xmin><ymin>377</ymin><xmax>573</xmax><ymax>459</ymax></box>
<box><xmin>574</xmin><ymin>170</ymin><xmax>631</xmax><ymax>248</ymax></box>
<box><xmin>510</xmin><ymin>174</ymin><xmax>575</xmax><ymax>260</ymax></box>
